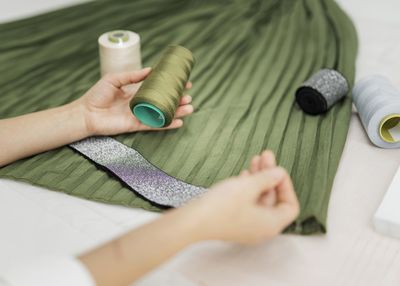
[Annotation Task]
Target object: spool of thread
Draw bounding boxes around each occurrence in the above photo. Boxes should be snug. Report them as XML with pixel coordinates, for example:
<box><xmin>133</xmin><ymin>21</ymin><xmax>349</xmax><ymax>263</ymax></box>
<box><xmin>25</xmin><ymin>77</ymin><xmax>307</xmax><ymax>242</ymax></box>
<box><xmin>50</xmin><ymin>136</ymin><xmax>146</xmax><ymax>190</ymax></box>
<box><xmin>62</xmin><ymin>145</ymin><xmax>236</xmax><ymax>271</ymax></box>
<box><xmin>98</xmin><ymin>30</ymin><xmax>142</xmax><ymax>76</ymax></box>
<box><xmin>295</xmin><ymin>69</ymin><xmax>349</xmax><ymax>115</ymax></box>
<box><xmin>131</xmin><ymin>45</ymin><xmax>195</xmax><ymax>128</ymax></box>
<box><xmin>353</xmin><ymin>75</ymin><xmax>400</xmax><ymax>148</ymax></box>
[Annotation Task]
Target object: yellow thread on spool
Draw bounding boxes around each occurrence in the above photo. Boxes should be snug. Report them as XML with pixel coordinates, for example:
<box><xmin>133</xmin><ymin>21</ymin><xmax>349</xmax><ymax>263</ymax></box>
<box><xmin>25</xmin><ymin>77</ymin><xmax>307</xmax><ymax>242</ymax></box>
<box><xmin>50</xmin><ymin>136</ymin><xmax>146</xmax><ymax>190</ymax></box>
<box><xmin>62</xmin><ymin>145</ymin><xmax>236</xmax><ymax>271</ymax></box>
<box><xmin>379</xmin><ymin>114</ymin><xmax>400</xmax><ymax>143</ymax></box>
<box><xmin>108</xmin><ymin>30</ymin><xmax>130</xmax><ymax>44</ymax></box>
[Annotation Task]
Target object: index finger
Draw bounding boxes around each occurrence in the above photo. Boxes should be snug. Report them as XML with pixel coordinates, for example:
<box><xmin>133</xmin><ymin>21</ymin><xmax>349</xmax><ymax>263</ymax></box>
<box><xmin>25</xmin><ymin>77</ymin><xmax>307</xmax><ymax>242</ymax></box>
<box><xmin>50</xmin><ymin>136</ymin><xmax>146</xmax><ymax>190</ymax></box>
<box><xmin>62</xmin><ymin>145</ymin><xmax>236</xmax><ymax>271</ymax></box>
<box><xmin>275</xmin><ymin>170</ymin><xmax>297</xmax><ymax>206</ymax></box>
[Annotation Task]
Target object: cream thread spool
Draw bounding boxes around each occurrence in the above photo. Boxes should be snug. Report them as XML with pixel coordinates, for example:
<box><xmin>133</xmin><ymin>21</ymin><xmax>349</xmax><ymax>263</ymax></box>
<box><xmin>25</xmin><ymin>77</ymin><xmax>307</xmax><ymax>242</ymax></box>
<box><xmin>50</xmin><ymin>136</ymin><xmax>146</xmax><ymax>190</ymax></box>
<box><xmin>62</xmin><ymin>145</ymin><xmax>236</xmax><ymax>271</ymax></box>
<box><xmin>353</xmin><ymin>75</ymin><xmax>400</xmax><ymax>148</ymax></box>
<box><xmin>98</xmin><ymin>30</ymin><xmax>142</xmax><ymax>76</ymax></box>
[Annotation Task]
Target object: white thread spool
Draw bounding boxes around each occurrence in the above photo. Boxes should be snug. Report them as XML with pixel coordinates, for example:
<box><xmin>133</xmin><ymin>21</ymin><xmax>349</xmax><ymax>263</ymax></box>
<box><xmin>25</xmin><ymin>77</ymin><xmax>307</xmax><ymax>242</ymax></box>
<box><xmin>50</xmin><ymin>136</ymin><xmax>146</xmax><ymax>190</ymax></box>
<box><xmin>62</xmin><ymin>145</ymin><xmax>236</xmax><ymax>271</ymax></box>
<box><xmin>98</xmin><ymin>30</ymin><xmax>142</xmax><ymax>76</ymax></box>
<box><xmin>353</xmin><ymin>75</ymin><xmax>400</xmax><ymax>148</ymax></box>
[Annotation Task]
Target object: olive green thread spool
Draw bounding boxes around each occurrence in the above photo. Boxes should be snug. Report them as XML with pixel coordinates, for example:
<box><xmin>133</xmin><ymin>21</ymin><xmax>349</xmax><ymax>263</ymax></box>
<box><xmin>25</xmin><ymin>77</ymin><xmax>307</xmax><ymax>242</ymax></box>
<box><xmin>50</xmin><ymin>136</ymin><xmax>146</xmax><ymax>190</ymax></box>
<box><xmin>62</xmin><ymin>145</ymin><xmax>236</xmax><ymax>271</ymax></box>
<box><xmin>131</xmin><ymin>45</ymin><xmax>195</xmax><ymax>128</ymax></box>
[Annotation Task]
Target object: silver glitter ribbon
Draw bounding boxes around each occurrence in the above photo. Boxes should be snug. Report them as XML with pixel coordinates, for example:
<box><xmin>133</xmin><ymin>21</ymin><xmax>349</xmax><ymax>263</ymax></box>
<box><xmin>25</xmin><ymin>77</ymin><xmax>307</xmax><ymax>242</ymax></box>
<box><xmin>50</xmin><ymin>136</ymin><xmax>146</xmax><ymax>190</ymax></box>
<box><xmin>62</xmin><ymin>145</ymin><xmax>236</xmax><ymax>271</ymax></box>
<box><xmin>69</xmin><ymin>137</ymin><xmax>206</xmax><ymax>207</ymax></box>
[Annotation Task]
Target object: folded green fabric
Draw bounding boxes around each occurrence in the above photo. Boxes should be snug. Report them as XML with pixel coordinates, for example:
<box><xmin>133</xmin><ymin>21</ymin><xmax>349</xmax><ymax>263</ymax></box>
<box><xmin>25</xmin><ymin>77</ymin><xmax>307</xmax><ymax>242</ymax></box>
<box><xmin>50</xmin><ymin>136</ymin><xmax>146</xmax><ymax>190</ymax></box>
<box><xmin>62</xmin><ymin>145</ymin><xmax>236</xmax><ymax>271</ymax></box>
<box><xmin>0</xmin><ymin>0</ymin><xmax>357</xmax><ymax>234</ymax></box>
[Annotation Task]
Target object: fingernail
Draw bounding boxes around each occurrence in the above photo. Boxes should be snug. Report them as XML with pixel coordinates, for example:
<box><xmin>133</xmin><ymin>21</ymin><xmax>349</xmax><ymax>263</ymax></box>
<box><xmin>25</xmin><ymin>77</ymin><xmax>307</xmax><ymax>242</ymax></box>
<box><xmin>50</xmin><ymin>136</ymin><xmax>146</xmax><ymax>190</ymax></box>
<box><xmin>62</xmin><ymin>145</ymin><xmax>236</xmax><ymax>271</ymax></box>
<box><xmin>266</xmin><ymin>167</ymin><xmax>284</xmax><ymax>179</ymax></box>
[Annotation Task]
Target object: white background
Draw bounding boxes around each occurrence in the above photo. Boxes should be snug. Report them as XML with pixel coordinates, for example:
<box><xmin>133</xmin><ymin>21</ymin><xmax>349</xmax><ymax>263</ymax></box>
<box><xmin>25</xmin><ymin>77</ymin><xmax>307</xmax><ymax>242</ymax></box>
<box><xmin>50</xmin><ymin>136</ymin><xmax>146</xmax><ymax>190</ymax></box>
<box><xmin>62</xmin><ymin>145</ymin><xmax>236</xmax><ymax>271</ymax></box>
<box><xmin>0</xmin><ymin>1</ymin><xmax>400</xmax><ymax>285</ymax></box>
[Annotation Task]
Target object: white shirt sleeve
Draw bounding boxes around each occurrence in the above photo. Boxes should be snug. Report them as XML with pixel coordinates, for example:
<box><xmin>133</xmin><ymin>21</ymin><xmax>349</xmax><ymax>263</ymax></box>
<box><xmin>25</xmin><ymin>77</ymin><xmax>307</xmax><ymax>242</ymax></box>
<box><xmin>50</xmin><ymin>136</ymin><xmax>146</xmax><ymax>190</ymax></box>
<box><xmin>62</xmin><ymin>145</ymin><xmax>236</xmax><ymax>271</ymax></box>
<box><xmin>0</xmin><ymin>255</ymin><xmax>96</xmax><ymax>286</ymax></box>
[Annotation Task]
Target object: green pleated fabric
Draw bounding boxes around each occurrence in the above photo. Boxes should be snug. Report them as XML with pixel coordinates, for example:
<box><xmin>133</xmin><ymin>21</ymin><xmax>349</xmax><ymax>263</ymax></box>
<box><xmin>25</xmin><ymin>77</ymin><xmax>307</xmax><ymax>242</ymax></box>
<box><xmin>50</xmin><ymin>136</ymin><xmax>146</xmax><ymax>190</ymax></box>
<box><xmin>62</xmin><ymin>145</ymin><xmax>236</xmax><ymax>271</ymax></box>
<box><xmin>0</xmin><ymin>0</ymin><xmax>357</xmax><ymax>234</ymax></box>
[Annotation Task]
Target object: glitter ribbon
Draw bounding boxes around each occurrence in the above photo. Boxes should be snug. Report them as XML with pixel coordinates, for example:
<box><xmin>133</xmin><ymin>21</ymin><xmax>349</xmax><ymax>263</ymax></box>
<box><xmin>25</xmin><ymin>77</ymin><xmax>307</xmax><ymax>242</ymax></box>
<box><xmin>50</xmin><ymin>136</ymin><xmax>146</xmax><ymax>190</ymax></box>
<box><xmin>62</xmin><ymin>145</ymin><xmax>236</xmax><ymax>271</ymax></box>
<box><xmin>69</xmin><ymin>137</ymin><xmax>206</xmax><ymax>207</ymax></box>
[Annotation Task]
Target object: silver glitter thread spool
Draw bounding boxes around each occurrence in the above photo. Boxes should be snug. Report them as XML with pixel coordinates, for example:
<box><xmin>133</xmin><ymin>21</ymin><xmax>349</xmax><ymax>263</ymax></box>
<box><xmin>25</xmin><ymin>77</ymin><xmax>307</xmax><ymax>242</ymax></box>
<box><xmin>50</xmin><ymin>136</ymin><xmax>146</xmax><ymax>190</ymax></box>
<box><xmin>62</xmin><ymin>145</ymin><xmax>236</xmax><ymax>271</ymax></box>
<box><xmin>295</xmin><ymin>69</ymin><xmax>349</xmax><ymax>115</ymax></box>
<box><xmin>353</xmin><ymin>75</ymin><xmax>400</xmax><ymax>149</ymax></box>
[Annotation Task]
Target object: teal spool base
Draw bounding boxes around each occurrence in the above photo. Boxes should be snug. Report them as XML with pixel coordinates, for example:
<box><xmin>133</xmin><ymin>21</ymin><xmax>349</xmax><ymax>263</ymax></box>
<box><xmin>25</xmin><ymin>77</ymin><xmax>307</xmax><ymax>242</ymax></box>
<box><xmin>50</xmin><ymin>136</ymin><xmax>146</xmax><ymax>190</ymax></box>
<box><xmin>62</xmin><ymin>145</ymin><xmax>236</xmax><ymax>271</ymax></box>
<box><xmin>133</xmin><ymin>103</ymin><xmax>166</xmax><ymax>128</ymax></box>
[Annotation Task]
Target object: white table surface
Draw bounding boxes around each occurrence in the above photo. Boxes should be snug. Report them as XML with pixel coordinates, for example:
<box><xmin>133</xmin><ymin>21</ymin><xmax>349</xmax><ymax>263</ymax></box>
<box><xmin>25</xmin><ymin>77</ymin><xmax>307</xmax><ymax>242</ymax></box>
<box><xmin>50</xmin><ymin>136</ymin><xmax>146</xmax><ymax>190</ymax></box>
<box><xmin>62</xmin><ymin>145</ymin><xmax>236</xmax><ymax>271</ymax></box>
<box><xmin>1</xmin><ymin>1</ymin><xmax>400</xmax><ymax>285</ymax></box>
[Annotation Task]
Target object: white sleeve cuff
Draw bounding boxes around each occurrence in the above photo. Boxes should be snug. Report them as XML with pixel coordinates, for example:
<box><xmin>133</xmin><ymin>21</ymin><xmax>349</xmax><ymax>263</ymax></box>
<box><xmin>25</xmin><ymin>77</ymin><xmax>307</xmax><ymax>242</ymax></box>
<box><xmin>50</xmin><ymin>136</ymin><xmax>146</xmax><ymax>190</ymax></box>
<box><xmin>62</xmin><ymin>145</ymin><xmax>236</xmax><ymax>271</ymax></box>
<box><xmin>1</xmin><ymin>255</ymin><xmax>95</xmax><ymax>286</ymax></box>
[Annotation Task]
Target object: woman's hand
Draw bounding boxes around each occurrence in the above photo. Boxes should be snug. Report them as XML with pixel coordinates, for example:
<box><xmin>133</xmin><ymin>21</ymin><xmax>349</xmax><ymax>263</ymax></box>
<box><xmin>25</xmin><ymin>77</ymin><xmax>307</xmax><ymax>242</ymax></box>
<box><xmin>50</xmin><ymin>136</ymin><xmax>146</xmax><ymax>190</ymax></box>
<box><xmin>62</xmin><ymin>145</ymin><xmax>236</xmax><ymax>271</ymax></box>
<box><xmin>185</xmin><ymin>151</ymin><xmax>300</xmax><ymax>244</ymax></box>
<box><xmin>79</xmin><ymin>151</ymin><xmax>299</xmax><ymax>285</ymax></box>
<box><xmin>77</xmin><ymin>67</ymin><xmax>194</xmax><ymax>136</ymax></box>
<box><xmin>0</xmin><ymin>68</ymin><xmax>193</xmax><ymax>166</ymax></box>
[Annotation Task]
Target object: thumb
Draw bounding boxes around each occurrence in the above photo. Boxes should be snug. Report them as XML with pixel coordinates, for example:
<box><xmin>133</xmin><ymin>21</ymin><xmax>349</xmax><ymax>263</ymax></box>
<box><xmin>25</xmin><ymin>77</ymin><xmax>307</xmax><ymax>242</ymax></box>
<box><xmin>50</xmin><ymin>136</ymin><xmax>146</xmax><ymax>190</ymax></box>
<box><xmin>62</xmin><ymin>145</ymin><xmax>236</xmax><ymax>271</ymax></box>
<box><xmin>245</xmin><ymin>167</ymin><xmax>285</xmax><ymax>197</ymax></box>
<box><xmin>103</xmin><ymin>67</ymin><xmax>152</xmax><ymax>88</ymax></box>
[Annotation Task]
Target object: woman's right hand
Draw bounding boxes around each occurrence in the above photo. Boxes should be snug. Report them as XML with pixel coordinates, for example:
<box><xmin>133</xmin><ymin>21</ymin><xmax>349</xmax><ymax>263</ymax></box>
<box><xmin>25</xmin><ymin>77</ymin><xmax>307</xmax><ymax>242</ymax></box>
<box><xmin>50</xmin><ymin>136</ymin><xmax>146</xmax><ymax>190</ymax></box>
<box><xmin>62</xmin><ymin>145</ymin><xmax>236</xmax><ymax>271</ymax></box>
<box><xmin>186</xmin><ymin>151</ymin><xmax>300</xmax><ymax>244</ymax></box>
<box><xmin>78</xmin><ymin>151</ymin><xmax>299</xmax><ymax>286</ymax></box>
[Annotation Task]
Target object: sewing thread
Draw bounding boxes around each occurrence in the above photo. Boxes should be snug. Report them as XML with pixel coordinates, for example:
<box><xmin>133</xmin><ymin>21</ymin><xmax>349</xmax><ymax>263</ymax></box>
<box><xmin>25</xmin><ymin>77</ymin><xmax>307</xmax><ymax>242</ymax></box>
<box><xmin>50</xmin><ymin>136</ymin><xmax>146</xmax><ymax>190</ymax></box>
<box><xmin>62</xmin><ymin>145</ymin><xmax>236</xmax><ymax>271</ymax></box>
<box><xmin>353</xmin><ymin>75</ymin><xmax>400</xmax><ymax>148</ymax></box>
<box><xmin>131</xmin><ymin>45</ymin><xmax>195</xmax><ymax>128</ymax></box>
<box><xmin>295</xmin><ymin>69</ymin><xmax>349</xmax><ymax>115</ymax></box>
<box><xmin>98</xmin><ymin>30</ymin><xmax>142</xmax><ymax>76</ymax></box>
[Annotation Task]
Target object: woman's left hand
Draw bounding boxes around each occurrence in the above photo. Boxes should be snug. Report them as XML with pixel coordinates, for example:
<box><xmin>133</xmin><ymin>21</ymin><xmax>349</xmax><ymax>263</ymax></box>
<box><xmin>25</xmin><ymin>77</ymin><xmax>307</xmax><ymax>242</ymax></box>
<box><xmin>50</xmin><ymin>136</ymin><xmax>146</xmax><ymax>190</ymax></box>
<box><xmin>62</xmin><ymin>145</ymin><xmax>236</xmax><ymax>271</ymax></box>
<box><xmin>78</xmin><ymin>67</ymin><xmax>194</xmax><ymax>136</ymax></box>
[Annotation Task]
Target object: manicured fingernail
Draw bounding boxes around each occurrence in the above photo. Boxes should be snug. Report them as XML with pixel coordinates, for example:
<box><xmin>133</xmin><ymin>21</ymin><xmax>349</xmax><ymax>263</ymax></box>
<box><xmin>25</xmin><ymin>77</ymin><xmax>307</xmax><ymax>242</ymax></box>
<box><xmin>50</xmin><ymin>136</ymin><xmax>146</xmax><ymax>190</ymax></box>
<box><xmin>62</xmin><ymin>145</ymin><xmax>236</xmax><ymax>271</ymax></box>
<box><xmin>183</xmin><ymin>95</ymin><xmax>192</xmax><ymax>103</ymax></box>
<box><xmin>187</xmin><ymin>105</ymin><xmax>194</xmax><ymax>112</ymax></box>
<box><xmin>262</xmin><ymin>150</ymin><xmax>272</xmax><ymax>156</ymax></box>
<box><xmin>267</xmin><ymin>167</ymin><xmax>284</xmax><ymax>179</ymax></box>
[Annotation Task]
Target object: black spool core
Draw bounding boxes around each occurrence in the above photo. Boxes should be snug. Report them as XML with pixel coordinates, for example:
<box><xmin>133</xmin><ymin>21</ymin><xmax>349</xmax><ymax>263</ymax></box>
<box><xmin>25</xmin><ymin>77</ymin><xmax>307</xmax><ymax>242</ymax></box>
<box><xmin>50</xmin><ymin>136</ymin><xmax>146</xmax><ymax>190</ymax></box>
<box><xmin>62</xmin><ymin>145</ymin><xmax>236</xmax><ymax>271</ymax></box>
<box><xmin>295</xmin><ymin>86</ymin><xmax>328</xmax><ymax>115</ymax></box>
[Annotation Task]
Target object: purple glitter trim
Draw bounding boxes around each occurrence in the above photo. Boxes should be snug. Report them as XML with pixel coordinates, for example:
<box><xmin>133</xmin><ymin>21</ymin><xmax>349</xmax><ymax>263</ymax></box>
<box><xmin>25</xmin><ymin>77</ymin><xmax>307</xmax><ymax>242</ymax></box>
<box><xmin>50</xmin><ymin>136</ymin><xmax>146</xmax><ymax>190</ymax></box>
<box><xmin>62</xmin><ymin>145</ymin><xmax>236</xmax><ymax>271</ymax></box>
<box><xmin>70</xmin><ymin>137</ymin><xmax>206</xmax><ymax>207</ymax></box>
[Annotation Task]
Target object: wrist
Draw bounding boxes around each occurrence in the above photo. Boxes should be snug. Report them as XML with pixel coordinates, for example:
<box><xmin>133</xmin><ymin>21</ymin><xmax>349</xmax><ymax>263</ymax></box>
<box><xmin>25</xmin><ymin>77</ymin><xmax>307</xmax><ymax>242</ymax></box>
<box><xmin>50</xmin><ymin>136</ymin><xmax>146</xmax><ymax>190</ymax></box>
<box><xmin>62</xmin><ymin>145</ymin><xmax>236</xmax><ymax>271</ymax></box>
<box><xmin>170</xmin><ymin>199</ymin><xmax>215</xmax><ymax>244</ymax></box>
<box><xmin>63</xmin><ymin>100</ymin><xmax>93</xmax><ymax>139</ymax></box>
